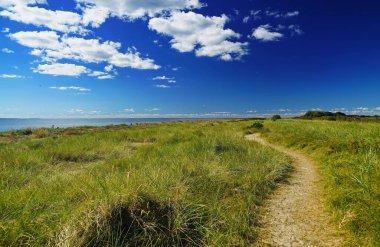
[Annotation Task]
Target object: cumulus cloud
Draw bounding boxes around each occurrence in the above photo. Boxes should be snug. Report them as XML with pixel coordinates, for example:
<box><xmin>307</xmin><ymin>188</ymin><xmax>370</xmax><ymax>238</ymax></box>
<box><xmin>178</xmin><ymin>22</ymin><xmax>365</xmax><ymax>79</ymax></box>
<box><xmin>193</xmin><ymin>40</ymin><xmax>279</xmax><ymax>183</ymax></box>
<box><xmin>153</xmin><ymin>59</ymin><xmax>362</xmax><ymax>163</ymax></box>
<box><xmin>2</xmin><ymin>48</ymin><xmax>14</xmax><ymax>53</ymax></box>
<box><xmin>251</xmin><ymin>25</ymin><xmax>283</xmax><ymax>41</ymax></box>
<box><xmin>50</xmin><ymin>86</ymin><xmax>91</xmax><ymax>92</ymax></box>
<box><xmin>33</xmin><ymin>63</ymin><xmax>90</xmax><ymax>76</ymax></box>
<box><xmin>0</xmin><ymin>3</ymin><xmax>86</xmax><ymax>33</ymax></box>
<box><xmin>80</xmin><ymin>4</ymin><xmax>109</xmax><ymax>28</ymax></box>
<box><xmin>9</xmin><ymin>30</ymin><xmax>160</xmax><ymax>71</ymax></box>
<box><xmin>149</xmin><ymin>11</ymin><xmax>248</xmax><ymax>61</ymax></box>
<box><xmin>75</xmin><ymin>0</ymin><xmax>203</xmax><ymax>20</ymax></box>
<box><xmin>9</xmin><ymin>31</ymin><xmax>61</xmax><ymax>50</ymax></box>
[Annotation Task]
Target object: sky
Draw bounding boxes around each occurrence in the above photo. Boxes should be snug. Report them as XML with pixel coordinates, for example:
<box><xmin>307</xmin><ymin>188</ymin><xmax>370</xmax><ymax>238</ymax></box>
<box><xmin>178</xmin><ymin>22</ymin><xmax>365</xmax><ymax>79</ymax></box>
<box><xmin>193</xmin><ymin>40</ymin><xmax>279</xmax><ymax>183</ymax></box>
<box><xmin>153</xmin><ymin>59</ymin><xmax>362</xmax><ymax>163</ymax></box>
<box><xmin>0</xmin><ymin>0</ymin><xmax>379</xmax><ymax>118</ymax></box>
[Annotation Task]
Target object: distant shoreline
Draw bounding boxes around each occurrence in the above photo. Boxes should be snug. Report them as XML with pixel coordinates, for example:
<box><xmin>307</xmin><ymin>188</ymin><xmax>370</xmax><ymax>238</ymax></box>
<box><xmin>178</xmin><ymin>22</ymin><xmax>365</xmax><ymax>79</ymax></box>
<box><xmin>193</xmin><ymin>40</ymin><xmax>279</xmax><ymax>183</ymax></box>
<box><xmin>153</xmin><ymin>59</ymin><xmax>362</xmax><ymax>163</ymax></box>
<box><xmin>0</xmin><ymin>117</ymin><xmax>255</xmax><ymax>132</ymax></box>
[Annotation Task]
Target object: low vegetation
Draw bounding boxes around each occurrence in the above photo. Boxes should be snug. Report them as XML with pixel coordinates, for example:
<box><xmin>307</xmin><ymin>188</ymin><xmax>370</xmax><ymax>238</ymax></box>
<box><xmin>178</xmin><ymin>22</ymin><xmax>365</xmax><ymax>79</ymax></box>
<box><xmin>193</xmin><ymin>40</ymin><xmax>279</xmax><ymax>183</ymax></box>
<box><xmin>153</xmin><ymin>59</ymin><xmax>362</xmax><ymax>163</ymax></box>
<box><xmin>271</xmin><ymin>115</ymin><xmax>281</xmax><ymax>122</ymax></box>
<box><xmin>299</xmin><ymin>111</ymin><xmax>380</xmax><ymax>122</ymax></box>
<box><xmin>0</xmin><ymin>120</ymin><xmax>291</xmax><ymax>246</ymax></box>
<box><xmin>262</xmin><ymin>119</ymin><xmax>380</xmax><ymax>245</ymax></box>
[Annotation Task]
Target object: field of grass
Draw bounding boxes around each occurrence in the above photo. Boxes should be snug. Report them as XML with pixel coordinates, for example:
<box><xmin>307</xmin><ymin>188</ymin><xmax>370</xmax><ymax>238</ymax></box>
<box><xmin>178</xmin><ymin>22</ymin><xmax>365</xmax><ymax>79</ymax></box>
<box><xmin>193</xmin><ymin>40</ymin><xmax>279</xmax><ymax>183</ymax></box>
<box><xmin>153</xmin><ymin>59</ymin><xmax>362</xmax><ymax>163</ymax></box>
<box><xmin>0</xmin><ymin>120</ymin><xmax>291</xmax><ymax>246</ymax></box>
<box><xmin>262</xmin><ymin>119</ymin><xmax>380</xmax><ymax>246</ymax></box>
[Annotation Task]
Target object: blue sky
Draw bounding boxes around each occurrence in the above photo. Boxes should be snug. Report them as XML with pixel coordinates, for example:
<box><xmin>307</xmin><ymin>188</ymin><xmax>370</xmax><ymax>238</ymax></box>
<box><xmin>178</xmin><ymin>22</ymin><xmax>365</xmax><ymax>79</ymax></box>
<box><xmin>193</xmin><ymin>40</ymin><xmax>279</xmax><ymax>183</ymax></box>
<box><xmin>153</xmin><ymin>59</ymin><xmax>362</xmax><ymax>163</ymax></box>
<box><xmin>0</xmin><ymin>0</ymin><xmax>379</xmax><ymax>118</ymax></box>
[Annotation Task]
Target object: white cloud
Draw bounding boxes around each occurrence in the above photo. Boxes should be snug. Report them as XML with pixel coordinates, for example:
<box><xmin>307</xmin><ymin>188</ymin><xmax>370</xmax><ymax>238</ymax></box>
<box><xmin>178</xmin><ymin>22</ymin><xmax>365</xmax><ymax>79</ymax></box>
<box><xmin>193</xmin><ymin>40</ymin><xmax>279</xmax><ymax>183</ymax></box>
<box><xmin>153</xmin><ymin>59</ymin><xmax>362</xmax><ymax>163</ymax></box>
<box><xmin>153</xmin><ymin>75</ymin><xmax>173</xmax><ymax>80</ymax></box>
<box><xmin>50</xmin><ymin>86</ymin><xmax>91</xmax><ymax>92</ymax></box>
<box><xmin>251</xmin><ymin>25</ymin><xmax>283</xmax><ymax>41</ymax></box>
<box><xmin>9</xmin><ymin>31</ymin><xmax>160</xmax><ymax>71</ymax></box>
<box><xmin>75</xmin><ymin>0</ymin><xmax>203</xmax><ymax>20</ymax></box>
<box><xmin>155</xmin><ymin>84</ymin><xmax>171</xmax><ymax>88</ymax></box>
<box><xmin>243</xmin><ymin>16</ymin><xmax>250</xmax><ymax>23</ymax></box>
<box><xmin>0</xmin><ymin>0</ymin><xmax>47</xmax><ymax>8</ymax></box>
<box><xmin>88</xmin><ymin>71</ymin><xmax>107</xmax><ymax>77</ymax></box>
<box><xmin>145</xmin><ymin>108</ymin><xmax>160</xmax><ymax>111</ymax></box>
<box><xmin>250</xmin><ymin>10</ymin><xmax>261</xmax><ymax>20</ymax></box>
<box><xmin>88</xmin><ymin>70</ymin><xmax>113</xmax><ymax>79</ymax></box>
<box><xmin>211</xmin><ymin>112</ymin><xmax>230</xmax><ymax>114</ymax></box>
<box><xmin>64</xmin><ymin>108</ymin><xmax>85</xmax><ymax>113</ymax></box>
<box><xmin>149</xmin><ymin>11</ymin><xmax>248</xmax><ymax>61</ymax></box>
<box><xmin>248</xmin><ymin>9</ymin><xmax>299</xmax><ymax>20</ymax></box>
<box><xmin>64</xmin><ymin>108</ymin><xmax>101</xmax><ymax>114</ymax></box>
<box><xmin>0</xmin><ymin>3</ymin><xmax>86</xmax><ymax>33</ymax></box>
<box><xmin>98</xmin><ymin>74</ymin><xmax>114</xmax><ymax>80</ymax></box>
<box><xmin>1</xmin><ymin>27</ymin><xmax>10</xmax><ymax>33</ymax></box>
<box><xmin>104</xmin><ymin>64</ymin><xmax>113</xmax><ymax>72</ymax></box>
<box><xmin>265</xmin><ymin>10</ymin><xmax>299</xmax><ymax>18</ymax></box>
<box><xmin>284</xmin><ymin>11</ymin><xmax>299</xmax><ymax>18</ymax></box>
<box><xmin>80</xmin><ymin>4</ymin><xmax>109</xmax><ymax>28</ymax></box>
<box><xmin>355</xmin><ymin>107</ymin><xmax>369</xmax><ymax>111</ymax></box>
<box><xmin>34</xmin><ymin>63</ymin><xmax>90</xmax><ymax>76</ymax></box>
<box><xmin>288</xmin><ymin>24</ymin><xmax>303</xmax><ymax>35</ymax></box>
<box><xmin>0</xmin><ymin>74</ymin><xmax>23</xmax><ymax>78</ymax></box>
<box><xmin>265</xmin><ymin>10</ymin><xmax>280</xmax><ymax>18</ymax></box>
<box><xmin>153</xmin><ymin>75</ymin><xmax>176</xmax><ymax>84</ymax></box>
<box><xmin>9</xmin><ymin>31</ymin><xmax>61</xmax><ymax>50</ymax></box>
<box><xmin>124</xmin><ymin>108</ymin><xmax>135</xmax><ymax>112</ymax></box>
<box><xmin>2</xmin><ymin>48</ymin><xmax>14</xmax><ymax>53</ymax></box>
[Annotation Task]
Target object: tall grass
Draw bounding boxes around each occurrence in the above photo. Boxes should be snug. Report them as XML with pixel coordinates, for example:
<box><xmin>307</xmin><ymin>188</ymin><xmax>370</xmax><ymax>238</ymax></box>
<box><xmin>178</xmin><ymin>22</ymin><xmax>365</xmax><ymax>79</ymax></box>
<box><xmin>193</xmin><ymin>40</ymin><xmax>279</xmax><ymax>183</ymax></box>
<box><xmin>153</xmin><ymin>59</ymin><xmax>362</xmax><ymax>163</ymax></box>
<box><xmin>262</xmin><ymin>119</ymin><xmax>380</xmax><ymax>246</ymax></box>
<box><xmin>0</xmin><ymin>120</ymin><xmax>291</xmax><ymax>246</ymax></box>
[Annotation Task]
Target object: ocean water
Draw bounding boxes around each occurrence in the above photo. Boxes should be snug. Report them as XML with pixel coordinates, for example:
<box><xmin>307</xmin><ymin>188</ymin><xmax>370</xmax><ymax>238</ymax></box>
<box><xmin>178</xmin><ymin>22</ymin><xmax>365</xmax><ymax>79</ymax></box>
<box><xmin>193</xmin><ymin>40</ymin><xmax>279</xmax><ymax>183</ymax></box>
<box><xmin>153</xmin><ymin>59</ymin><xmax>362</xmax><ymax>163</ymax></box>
<box><xmin>0</xmin><ymin>118</ymin><xmax>203</xmax><ymax>132</ymax></box>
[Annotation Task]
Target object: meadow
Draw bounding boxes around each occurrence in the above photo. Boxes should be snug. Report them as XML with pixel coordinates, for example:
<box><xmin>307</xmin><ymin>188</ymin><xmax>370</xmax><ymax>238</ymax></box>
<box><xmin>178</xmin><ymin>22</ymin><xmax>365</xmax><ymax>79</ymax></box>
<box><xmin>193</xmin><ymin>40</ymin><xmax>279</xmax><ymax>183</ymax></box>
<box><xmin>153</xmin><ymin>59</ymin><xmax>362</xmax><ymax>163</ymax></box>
<box><xmin>262</xmin><ymin>119</ymin><xmax>380</xmax><ymax>246</ymax></box>
<box><xmin>0</xmin><ymin>120</ymin><xmax>291</xmax><ymax>246</ymax></box>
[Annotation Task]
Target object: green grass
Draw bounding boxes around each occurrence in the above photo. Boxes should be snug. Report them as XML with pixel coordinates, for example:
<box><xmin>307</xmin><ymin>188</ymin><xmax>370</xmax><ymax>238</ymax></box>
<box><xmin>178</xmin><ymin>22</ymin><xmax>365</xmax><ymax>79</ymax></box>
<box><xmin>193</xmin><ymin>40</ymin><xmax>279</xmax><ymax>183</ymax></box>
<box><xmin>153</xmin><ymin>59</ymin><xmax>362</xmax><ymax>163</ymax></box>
<box><xmin>262</xmin><ymin>119</ymin><xmax>380</xmax><ymax>246</ymax></box>
<box><xmin>0</xmin><ymin>120</ymin><xmax>291</xmax><ymax>246</ymax></box>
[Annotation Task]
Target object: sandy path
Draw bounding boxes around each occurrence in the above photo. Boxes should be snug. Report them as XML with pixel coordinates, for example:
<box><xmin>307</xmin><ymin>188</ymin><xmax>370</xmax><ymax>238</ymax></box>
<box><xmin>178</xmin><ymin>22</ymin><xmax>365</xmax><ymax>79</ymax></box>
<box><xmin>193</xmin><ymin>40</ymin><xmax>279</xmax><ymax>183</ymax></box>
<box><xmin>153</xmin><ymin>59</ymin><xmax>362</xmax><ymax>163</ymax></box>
<box><xmin>246</xmin><ymin>134</ymin><xmax>345</xmax><ymax>246</ymax></box>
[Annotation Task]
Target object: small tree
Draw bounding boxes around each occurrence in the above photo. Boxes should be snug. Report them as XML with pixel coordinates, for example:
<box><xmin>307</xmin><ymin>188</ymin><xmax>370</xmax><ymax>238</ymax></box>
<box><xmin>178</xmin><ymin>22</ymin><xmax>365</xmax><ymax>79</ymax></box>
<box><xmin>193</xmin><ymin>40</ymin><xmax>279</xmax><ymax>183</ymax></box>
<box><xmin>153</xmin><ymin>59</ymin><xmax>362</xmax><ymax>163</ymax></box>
<box><xmin>271</xmin><ymin>115</ymin><xmax>281</xmax><ymax>121</ymax></box>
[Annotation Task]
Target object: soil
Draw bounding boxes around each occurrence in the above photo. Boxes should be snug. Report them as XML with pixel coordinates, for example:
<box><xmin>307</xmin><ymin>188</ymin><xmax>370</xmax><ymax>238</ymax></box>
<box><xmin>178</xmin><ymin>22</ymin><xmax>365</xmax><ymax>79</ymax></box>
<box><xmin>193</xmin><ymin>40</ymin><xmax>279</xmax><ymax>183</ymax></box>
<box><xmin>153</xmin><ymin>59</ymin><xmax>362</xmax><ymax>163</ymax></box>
<box><xmin>246</xmin><ymin>134</ymin><xmax>346</xmax><ymax>246</ymax></box>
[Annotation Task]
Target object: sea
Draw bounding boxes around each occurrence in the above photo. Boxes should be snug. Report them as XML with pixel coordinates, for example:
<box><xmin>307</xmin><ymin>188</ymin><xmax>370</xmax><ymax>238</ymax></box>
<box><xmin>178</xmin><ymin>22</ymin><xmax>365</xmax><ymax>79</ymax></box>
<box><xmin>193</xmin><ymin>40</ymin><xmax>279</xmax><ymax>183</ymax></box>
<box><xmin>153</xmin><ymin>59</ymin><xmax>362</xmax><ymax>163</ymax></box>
<box><xmin>0</xmin><ymin>118</ymin><xmax>212</xmax><ymax>132</ymax></box>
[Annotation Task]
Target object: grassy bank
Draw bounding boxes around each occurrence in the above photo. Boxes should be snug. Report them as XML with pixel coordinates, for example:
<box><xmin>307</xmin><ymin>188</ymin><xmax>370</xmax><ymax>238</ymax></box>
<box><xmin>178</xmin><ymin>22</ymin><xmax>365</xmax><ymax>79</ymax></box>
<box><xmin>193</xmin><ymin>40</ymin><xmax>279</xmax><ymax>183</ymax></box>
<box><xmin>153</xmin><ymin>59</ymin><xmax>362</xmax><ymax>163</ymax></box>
<box><xmin>0</xmin><ymin>120</ymin><xmax>291</xmax><ymax>246</ymax></box>
<box><xmin>262</xmin><ymin>119</ymin><xmax>380</xmax><ymax>246</ymax></box>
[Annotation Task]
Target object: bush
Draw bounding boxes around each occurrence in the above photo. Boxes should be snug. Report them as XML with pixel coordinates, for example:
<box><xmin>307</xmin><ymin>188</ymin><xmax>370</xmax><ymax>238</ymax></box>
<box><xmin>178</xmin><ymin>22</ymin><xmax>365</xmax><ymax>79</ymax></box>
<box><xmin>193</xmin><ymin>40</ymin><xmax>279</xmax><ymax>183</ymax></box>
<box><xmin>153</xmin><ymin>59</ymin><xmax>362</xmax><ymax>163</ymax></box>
<box><xmin>16</xmin><ymin>128</ymin><xmax>33</xmax><ymax>136</ymax></box>
<box><xmin>33</xmin><ymin>128</ymin><xmax>49</xmax><ymax>138</ymax></box>
<box><xmin>271</xmin><ymin>115</ymin><xmax>282</xmax><ymax>121</ymax></box>
<box><xmin>249</xmin><ymin>122</ymin><xmax>264</xmax><ymax>129</ymax></box>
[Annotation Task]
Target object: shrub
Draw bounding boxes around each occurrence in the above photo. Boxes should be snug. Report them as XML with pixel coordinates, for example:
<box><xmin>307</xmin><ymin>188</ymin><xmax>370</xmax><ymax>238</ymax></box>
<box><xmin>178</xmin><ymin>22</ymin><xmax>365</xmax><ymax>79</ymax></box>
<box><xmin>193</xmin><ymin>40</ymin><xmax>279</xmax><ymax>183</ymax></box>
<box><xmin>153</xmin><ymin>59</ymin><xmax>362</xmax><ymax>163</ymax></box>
<box><xmin>271</xmin><ymin>115</ymin><xmax>282</xmax><ymax>121</ymax></box>
<box><xmin>16</xmin><ymin>128</ymin><xmax>33</xmax><ymax>135</ymax></box>
<box><xmin>249</xmin><ymin>122</ymin><xmax>264</xmax><ymax>129</ymax></box>
<box><xmin>33</xmin><ymin>128</ymin><xmax>49</xmax><ymax>138</ymax></box>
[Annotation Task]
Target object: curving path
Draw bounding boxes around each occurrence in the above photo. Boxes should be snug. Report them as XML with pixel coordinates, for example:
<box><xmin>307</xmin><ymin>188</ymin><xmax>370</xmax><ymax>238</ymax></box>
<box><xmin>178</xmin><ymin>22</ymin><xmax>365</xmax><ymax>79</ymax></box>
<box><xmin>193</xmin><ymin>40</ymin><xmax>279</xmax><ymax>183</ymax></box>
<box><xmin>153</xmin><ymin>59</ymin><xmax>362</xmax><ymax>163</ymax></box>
<box><xmin>246</xmin><ymin>134</ymin><xmax>345</xmax><ymax>246</ymax></box>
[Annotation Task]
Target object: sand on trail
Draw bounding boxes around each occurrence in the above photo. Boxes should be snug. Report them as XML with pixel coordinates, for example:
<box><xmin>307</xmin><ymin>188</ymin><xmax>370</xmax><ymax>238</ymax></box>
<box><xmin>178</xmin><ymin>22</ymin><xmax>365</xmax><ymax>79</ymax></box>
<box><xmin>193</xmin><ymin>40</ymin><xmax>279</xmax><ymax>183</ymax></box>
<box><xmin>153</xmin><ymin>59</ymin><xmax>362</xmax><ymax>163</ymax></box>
<box><xmin>246</xmin><ymin>134</ymin><xmax>346</xmax><ymax>247</ymax></box>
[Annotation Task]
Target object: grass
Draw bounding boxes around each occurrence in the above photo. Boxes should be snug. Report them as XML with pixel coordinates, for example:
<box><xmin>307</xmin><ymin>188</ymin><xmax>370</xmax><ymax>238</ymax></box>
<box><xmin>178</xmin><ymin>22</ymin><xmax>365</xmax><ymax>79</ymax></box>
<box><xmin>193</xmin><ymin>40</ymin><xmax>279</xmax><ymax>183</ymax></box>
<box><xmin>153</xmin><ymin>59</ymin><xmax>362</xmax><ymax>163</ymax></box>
<box><xmin>0</xmin><ymin>120</ymin><xmax>291</xmax><ymax>246</ymax></box>
<box><xmin>262</xmin><ymin>119</ymin><xmax>380</xmax><ymax>246</ymax></box>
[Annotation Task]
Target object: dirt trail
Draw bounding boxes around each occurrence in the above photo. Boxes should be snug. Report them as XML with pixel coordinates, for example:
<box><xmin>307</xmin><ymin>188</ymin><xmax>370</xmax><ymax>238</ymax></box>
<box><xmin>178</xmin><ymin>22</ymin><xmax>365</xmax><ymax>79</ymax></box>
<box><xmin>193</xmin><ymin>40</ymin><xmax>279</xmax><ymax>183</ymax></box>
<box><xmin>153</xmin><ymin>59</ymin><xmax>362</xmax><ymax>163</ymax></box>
<box><xmin>246</xmin><ymin>134</ymin><xmax>345</xmax><ymax>247</ymax></box>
